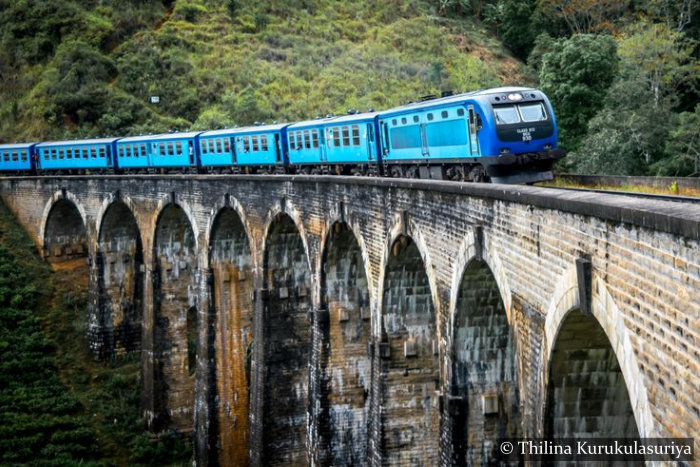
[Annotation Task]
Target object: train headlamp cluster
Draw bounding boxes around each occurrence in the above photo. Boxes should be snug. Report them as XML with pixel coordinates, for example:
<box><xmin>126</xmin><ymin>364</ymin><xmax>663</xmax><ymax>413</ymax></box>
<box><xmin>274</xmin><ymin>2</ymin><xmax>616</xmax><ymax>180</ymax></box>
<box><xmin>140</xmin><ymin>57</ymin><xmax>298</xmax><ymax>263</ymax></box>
<box><xmin>507</xmin><ymin>93</ymin><xmax>523</xmax><ymax>101</ymax></box>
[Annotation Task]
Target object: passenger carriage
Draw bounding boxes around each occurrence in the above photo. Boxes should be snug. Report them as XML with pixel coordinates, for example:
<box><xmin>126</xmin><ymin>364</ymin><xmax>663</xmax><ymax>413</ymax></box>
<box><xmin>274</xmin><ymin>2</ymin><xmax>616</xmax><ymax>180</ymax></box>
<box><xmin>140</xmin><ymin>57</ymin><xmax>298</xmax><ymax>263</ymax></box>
<box><xmin>286</xmin><ymin>113</ymin><xmax>379</xmax><ymax>175</ymax></box>
<box><xmin>198</xmin><ymin>123</ymin><xmax>287</xmax><ymax>173</ymax></box>
<box><xmin>35</xmin><ymin>138</ymin><xmax>119</xmax><ymax>174</ymax></box>
<box><xmin>0</xmin><ymin>142</ymin><xmax>37</xmax><ymax>173</ymax></box>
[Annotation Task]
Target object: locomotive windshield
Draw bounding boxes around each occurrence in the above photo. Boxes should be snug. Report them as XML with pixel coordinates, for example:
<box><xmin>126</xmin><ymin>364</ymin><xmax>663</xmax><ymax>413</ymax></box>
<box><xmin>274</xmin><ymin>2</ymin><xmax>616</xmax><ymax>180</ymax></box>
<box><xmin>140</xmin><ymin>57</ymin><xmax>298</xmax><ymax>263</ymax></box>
<box><xmin>494</xmin><ymin>102</ymin><xmax>548</xmax><ymax>125</ymax></box>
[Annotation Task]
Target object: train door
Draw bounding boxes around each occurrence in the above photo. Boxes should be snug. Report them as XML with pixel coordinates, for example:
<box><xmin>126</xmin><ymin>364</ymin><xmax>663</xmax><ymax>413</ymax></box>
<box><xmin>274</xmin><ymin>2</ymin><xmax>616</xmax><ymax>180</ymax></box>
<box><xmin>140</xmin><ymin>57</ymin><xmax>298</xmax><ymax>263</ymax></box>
<box><xmin>319</xmin><ymin>128</ymin><xmax>327</xmax><ymax>162</ymax></box>
<box><xmin>366</xmin><ymin>123</ymin><xmax>375</xmax><ymax>160</ymax></box>
<box><xmin>467</xmin><ymin>106</ymin><xmax>480</xmax><ymax>156</ymax></box>
<box><xmin>380</xmin><ymin>120</ymin><xmax>390</xmax><ymax>157</ymax></box>
<box><xmin>274</xmin><ymin>133</ymin><xmax>281</xmax><ymax>163</ymax></box>
<box><xmin>231</xmin><ymin>137</ymin><xmax>237</xmax><ymax>164</ymax></box>
<box><xmin>419</xmin><ymin>113</ymin><xmax>430</xmax><ymax>158</ymax></box>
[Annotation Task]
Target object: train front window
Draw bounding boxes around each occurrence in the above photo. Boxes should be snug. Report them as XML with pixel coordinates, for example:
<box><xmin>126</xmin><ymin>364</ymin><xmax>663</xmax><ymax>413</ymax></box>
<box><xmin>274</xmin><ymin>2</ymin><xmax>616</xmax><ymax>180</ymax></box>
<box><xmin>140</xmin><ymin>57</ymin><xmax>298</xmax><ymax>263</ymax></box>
<box><xmin>494</xmin><ymin>106</ymin><xmax>520</xmax><ymax>125</ymax></box>
<box><xmin>518</xmin><ymin>103</ymin><xmax>547</xmax><ymax>122</ymax></box>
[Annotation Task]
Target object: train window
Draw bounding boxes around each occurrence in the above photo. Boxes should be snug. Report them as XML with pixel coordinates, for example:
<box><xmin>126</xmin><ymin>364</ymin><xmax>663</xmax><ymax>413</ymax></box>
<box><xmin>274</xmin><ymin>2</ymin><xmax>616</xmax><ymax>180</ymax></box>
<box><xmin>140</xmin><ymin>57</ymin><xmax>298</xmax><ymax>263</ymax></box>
<box><xmin>494</xmin><ymin>105</ymin><xmax>520</xmax><ymax>124</ymax></box>
<box><xmin>252</xmin><ymin>135</ymin><xmax>259</xmax><ymax>152</ymax></box>
<box><xmin>12</xmin><ymin>151</ymin><xmax>18</xmax><ymax>162</ymax></box>
<box><xmin>390</xmin><ymin>125</ymin><xmax>422</xmax><ymax>149</ymax></box>
<box><xmin>21</xmin><ymin>150</ymin><xmax>27</xmax><ymax>162</ymax></box>
<box><xmin>140</xmin><ymin>144</ymin><xmax>146</xmax><ymax>156</ymax></box>
<box><xmin>243</xmin><ymin>137</ymin><xmax>250</xmax><ymax>152</ymax></box>
<box><xmin>119</xmin><ymin>146</ymin><xmax>125</xmax><ymax>158</ymax></box>
<box><xmin>91</xmin><ymin>147</ymin><xmax>97</xmax><ymax>158</ymax></box>
<box><xmin>59</xmin><ymin>149</ymin><xmax>65</xmax><ymax>159</ymax></box>
<box><xmin>157</xmin><ymin>143</ymin><xmax>164</xmax><ymax>155</ymax></box>
<box><xmin>401</xmin><ymin>117</ymin><xmax>407</xmax><ymax>125</ymax></box>
<box><xmin>215</xmin><ymin>139</ymin><xmax>222</xmax><ymax>153</ymax></box>
<box><xmin>224</xmin><ymin>138</ymin><xmax>231</xmax><ymax>152</ymax></box>
<box><xmin>342</xmin><ymin>126</ymin><xmax>350</xmax><ymax>146</ymax></box>
<box><xmin>260</xmin><ymin>135</ymin><xmax>267</xmax><ymax>151</ymax></box>
<box><xmin>333</xmin><ymin>128</ymin><xmax>340</xmax><ymax>147</ymax></box>
<box><xmin>52</xmin><ymin>149</ymin><xmax>57</xmax><ymax>160</ymax></box>
<box><xmin>201</xmin><ymin>140</ymin><xmax>208</xmax><ymax>154</ymax></box>
<box><xmin>99</xmin><ymin>147</ymin><xmax>106</xmax><ymax>158</ymax></box>
<box><xmin>1</xmin><ymin>151</ymin><xmax>7</xmax><ymax>162</ymax></box>
<box><xmin>289</xmin><ymin>134</ymin><xmax>295</xmax><ymax>150</ymax></box>
<box><xmin>352</xmin><ymin>125</ymin><xmax>360</xmax><ymax>146</ymax></box>
<box><xmin>457</xmin><ymin>108</ymin><xmax>465</xmax><ymax>116</ymax></box>
<box><xmin>368</xmin><ymin>124</ymin><xmax>375</xmax><ymax>142</ymax></box>
<box><xmin>392</xmin><ymin>119</ymin><xmax>397</xmax><ymax>126</ymax></box>
<box><xmin>176</xmin><ymin>141</ymin><xmax>183</xmax><ymax>156</ymax></box>
<box><xmin>311</xmin><ymin>131</ymin><xmax>318</xmax><ymax>148</ymax></box>
<box><xmin>413</xmin><ymin>115</ymin><xmax>419</xmax><ymax>123</ymax></box>
<box><xmin>303</xmin><ymin>130</ymin><xmax>310</xmax><ymax>149</ymax></box>
<box><xmin>518</xmin><ymin>103</ymin><xmax>547</xmax><ymax>122</ymax></box>
<box><xmin>427</xmin><ymin>120</ymin><xmax>468</xmax><ymax>147</ymax></box>
<box><xmin>441</xmin><ymin>110</ymin><xmax>448</xmax><ymax>119</ymax></box>
<box><xmin>82</xmin><ymin>147</ymin><xmax>88</xmax><ymax>159</ymax></box>
<box><xmin>427</xmin><ymin>113</ymin><xmax>434</xmax><ymax>121</ymax></box>
<box><xmin>167</xmin><ymin>142</ymin><xmax>174</xmax><ymax>155</ymax></box>
<box><xmin>67</xmin><ymin>149</ymin><xmax>73</xmax><ymax>159</ymax></box>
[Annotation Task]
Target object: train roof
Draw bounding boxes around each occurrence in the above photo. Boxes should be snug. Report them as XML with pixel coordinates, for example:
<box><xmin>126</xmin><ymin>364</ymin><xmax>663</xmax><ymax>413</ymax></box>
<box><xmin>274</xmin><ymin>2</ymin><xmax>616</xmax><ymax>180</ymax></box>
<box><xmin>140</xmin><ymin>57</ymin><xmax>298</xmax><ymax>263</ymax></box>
<box><xmin>0</xmin><ymin>142</ymin><xmax>37</xmax><ymax>149</ymax></box>
<box><xmin>199</xmin><ymin>123</ymin><xmax>288</xmax><ymax>137</ymax></box>
<box><xmin>117</xmin><ymin>131</ymin><xmax>203</xmax><ymax>143</ymax></box>
<box><xmin>377</xmin><ymin>86</ymin><xmax>536</xmax><ymax>117</ymax></box>
<box><xmin>35</xmin><ymin>137</ymin><xmax>121</xmax><ymax>147</ymax></box>
<box><xmin>287</xmin><ymin>111</ymin><xmax>379</xmax><ymax>130</ymax></box>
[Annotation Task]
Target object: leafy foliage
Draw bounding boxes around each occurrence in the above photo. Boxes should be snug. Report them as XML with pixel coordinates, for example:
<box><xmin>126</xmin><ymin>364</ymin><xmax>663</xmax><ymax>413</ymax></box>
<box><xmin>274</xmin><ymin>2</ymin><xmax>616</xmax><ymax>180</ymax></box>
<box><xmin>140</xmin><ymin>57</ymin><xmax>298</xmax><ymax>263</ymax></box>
<box><xmin>539</xmin><ymin>34</ymin><xmax>618</xmax><ymax>151</ymax></box>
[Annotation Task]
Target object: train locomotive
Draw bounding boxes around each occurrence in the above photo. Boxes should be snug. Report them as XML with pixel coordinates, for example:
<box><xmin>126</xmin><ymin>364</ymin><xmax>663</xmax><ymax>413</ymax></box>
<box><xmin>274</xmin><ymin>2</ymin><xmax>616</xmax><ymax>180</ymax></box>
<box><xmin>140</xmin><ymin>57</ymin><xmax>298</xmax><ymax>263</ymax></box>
<box><xmin>0</xmin><ymin>86</ymin><xmax>564</xmax><ymax>184</ymax></box>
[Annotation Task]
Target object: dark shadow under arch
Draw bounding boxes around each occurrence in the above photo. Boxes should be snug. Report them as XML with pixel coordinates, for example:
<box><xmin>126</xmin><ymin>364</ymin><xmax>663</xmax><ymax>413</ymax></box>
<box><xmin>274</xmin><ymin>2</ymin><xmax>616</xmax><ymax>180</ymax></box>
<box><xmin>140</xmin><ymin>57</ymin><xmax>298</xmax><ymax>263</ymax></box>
<box><xmin>546</xmin><ymin>309</ymin><xmax>640</xmax><ymax>441</ymax></box>
<box><xmin>43</xmin><ymin>199</ymin><xmax>87</xmax><ymax>263</ymax></box>
<box><xmin>152</xmin><ymin>204</ymin><xmax>197</xmax><ymax>433</ymax></box>
<box><xmin>380</xmin><ymin>235</ymin><xmax>439</xmax><ymax>465</ymax></box>
<box><xmin>318</xmin><ymin>222</ymin><xmax>371</xmax><ymax>466</ymax></box>
<box><xmin>262</xmin><ymin>213</ymin><xmax>311</xmax><ymax>465</ymax></box>
<box><xmin>451</xmin><ymin>259</ymin><xmax>520</xmax><ymax>465</ymax></box>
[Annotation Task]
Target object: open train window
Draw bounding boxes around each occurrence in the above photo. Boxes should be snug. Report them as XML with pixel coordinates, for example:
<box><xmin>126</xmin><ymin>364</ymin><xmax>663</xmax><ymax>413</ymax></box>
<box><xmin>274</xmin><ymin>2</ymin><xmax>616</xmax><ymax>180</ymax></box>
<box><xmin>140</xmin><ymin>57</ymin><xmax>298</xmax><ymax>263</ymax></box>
<box><xmin>304</xmin><ymin>130</ymin><xmax>311</xmax><ymax>149</ymax></box>
<box><xmin>92</xmin><ymin>147</ymin><xmax>97</xmax><ymax>158</ymax></box>
<box><xmin>518</xmin><ymin>103</ymin><xmax>547</xmax><ymax>122</ymax></box>
<box><xmin>494</xmin><ymin>105</ymin><xmax>520</xmax><ymax>125</ymax></box>
<box><xmin>52</xmin><ymin>149</ymin><xmax>57</xmax><ymax>160</ymax></box>
<box><xmin>21</xmin><ymin>150</ymin><xmax>27</xmax><ymax>162</ymax></box>
<box><xmin>167</xmin><ymin>142</ymin><xmax>174</xmax><ymax>155</ymax></box>
<box><xmin>224</xmin><ymin>137</ymin><xmax>231</xmax><ymax>152</ymax></box>
<box><xmin>2</xmin><ymin>151</ymin><xmax>7</xmax><ymax>162</ymax></box>
<box><xmin>12</xmin><ymin>151</ymin><xmax>18</xmax><ymax>162</ymax></box>
<box><xmin>252</xmin><ymin>135</ymin><xmax>259</xmax><ymax>152</ymax></box>
<box><xmin>352</xmin><ymin>125</ymin><xmax>360</xmax><ymax>146</ymax></box>
<box><xmin>243</xmin><ymin>137</ymin><xmax>250</xmax><ymax>152</ymax></box>
<box><xmin>99</xmin><ymin>147</ymin><xmax>106</xmax><ymax>158</ymax></box>
<box><xmin>176</xmin><ymin>142</ymin><xmax>183</xmax><ymax>156</ymax></box>
<box><xmin>140</xmin><ymin>144</ymin><xmax>146</xmax><ymax>156</ymax></box>
<box><xmin>215</xmin><ymin>139</ymin><xmax>222</xmax><ymax>153</ymax></box>
<box><xmin>82</xmin><ymin>147</ymin><xmax>88</xmax><ymax>159</ymax></box>
<box><xmin>311</xmin><ymin>131</ymin><xmax>318</xmax><ymax>148</ymax></box>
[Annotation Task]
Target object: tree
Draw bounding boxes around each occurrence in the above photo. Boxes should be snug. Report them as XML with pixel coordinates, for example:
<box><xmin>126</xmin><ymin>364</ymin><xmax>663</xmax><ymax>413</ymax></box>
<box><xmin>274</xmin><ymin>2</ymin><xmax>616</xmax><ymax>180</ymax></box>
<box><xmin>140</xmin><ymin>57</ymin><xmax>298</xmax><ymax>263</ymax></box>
<box><xmin>617</xmin><ymin>21</ymin><xmax>697</xmax><ymax>107</ymax></box>
<box><xmin>651</xmin><ymin>106</ymin><xmax>700</xmax><ymax>176</ymax></box>
<box><xmin>536</xmin><ymin>0</ymin><xmax>630</xmax><ymax>35</ymax></box>
<box><xmin>539</xmin><ymin>34</ymin><xmax>618</xmax><ymax>150</ymax></box>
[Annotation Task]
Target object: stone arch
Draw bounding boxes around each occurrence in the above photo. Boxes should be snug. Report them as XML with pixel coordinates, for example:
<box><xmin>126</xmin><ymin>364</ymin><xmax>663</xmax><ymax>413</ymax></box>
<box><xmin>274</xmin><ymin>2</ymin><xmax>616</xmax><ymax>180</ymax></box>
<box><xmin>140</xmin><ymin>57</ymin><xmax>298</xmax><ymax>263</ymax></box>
<box><xmin>543</xmin><ymin>268</ymin><xmax>649</xmax><ymax>441</ymax></box>
<box><xmin>379</xmin><ymin>233</ymin><xmax>440</xmax><ymax>465</ymax></box>
<box><xmin>204</xmin><ymin>194</ymin><xmax>254</xmax><ymax>267</ymax></box>
<box><xmin>208</xmin><ymin>206</ymin><xmax>254</xmax><ymax>466</ymax></box>
<box><xmin>42</xmin><ymin>196</ymin><xmax>88</xmax><ymax>263</ymax></box>
<box><xmin>317</xmin><ymin>221</ymin><xmax>371</xmax><ymax>466</ymax></box>
<box><xmin>152</xmin><ymin>203</ymin><xmax>198</xmax><ymax>433</ymax></box>
<box><xmin>96</xmin><ymin>201</ymin><xmax>144</xmax><ymax>357</ymax></box>
<box><xmin>450</xmin><ymin>258</ymin><xmax>521</xmax><ymax>465</ymax></box>
<box><xmin>261</xmin><ymin>212</ymin><xmax>312</xmax><ymax>465</ymax></box>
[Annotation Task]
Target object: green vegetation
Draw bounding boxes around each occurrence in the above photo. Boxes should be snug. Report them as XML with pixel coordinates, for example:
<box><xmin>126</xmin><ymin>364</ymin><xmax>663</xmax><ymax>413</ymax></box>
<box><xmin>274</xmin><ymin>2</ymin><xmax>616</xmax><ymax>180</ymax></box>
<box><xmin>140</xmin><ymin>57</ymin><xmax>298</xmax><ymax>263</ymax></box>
<box><xmin>0</xmin><ymin>198</ymin><xmax>191</xmax><ymax>465</ymax></box>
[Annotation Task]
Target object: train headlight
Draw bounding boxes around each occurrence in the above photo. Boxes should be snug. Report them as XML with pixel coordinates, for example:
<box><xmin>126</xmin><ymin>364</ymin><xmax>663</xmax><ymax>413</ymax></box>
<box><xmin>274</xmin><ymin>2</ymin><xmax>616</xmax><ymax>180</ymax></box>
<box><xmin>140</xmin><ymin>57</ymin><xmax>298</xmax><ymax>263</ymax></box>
<box><xmin>500</xmin><ymin>148</ymin><xmax>510</xmax><ymax>154</ymax></box>
<box><xmin>544</xmin><ymin>143</ymin><xmax>552</xmax><ymax>149</ymax></box>
<box><xmin>507</xmin><ymin>93</ymin><xmax>523</xmax><ymax>101</ymax></box>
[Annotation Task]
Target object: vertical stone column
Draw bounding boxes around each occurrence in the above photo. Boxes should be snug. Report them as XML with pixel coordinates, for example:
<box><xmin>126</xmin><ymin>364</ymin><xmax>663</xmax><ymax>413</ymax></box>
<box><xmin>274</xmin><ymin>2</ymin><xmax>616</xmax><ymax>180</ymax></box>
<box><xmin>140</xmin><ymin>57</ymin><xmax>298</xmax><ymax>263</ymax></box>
<box><xmin>194</xmin><ymin>266</ymin><xmax>216</xmax><ymax>465</ymax></box>
<box><xmin>141</xmin><ymin>256</ymin><xmax>157</xmax><ymax>429</ymax></box>
<box><xmin>249</xmin><ymin>264</ymin><xmax>265</xmax><ymax>467</ymax></box>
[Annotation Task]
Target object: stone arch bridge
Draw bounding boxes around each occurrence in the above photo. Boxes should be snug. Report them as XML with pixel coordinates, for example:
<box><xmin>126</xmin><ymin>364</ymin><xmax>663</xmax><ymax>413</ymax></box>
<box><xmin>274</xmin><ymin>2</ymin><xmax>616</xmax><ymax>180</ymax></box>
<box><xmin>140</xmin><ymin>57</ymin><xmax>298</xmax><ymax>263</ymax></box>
<box><xmin>0</xmin><ymin>175</ymin><xmax>698</xmax><ymax>466</ymax></box>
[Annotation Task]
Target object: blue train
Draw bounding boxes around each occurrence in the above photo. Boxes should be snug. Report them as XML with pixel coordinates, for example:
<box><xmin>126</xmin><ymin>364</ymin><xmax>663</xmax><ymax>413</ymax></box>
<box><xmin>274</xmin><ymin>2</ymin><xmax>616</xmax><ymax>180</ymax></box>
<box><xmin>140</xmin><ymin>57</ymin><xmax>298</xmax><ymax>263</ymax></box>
<box><xmin>0</xmin><ymin>86</ymin><xmax>564</xmax><ymax>184</ymax></box>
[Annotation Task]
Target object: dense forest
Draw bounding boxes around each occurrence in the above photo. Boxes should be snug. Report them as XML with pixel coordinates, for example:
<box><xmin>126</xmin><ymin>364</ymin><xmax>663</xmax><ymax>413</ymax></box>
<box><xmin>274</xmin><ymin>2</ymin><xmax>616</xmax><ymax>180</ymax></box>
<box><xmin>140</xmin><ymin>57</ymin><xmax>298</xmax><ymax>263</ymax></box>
<box><xmin>0</xmin><ymin>0</ymin><xmax>698</xmax><ymax>169</ymax></box>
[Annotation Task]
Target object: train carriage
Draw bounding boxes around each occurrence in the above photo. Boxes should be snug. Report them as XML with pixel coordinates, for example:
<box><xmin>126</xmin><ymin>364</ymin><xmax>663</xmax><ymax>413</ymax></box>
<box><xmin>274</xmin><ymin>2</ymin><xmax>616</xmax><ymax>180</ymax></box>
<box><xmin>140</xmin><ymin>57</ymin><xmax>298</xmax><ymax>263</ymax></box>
<box><xmin>199</xmin><ymin>123</ymin><xmax>287</xmax><ymax>173</ymax></box>
<box><xmin>118</xmin><ymin>132</ymin><xmax>201</xmax><ymax>172</ymax></box>
<box><xmin>115</xmin><ymin>136</ymin><xmax>152</xmax><ymax>172</ymax></box>
<box><xmin>35</xmin><ymin>138</ymin><xmax>119</xmax><ymax>173</ymax></box>
<box><xmin>286</xmin><ymin>113</ymin><xmax>379</xmax><ymax>174</ymax></box>
<box><xmin>0</xmin><ymin>143</ymin><xmax>37</xmax><ymax>173</ymax></box>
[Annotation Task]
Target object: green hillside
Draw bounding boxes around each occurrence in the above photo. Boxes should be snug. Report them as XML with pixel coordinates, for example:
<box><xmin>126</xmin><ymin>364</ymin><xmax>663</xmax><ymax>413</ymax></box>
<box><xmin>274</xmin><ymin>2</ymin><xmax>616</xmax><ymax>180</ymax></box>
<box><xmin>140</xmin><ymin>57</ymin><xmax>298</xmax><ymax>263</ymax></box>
<box><xmin>0</xmin><ymin>0</ymin><xmax>524</xmax><ymax>142</ymax></box>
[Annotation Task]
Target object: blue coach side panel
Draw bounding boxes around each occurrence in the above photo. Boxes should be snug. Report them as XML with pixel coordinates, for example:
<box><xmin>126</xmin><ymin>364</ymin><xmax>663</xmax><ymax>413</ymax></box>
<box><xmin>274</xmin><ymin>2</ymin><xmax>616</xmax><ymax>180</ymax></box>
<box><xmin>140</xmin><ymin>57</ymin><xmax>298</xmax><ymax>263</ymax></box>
<box><xmin>0</xmin><ymin>143</ymin><xmax>36</xmax><ymax>172</ymax></box>
<box><xmin>115</xmin><ymin>136</ymin><xmax>153</xmax><ymax>170</ymax></box>
<box><xmin>287</xmin><ymin>113</ymin><xmax>378</xmax><ymax>165</ymax></box>
<box><xmin>36</xmin><ymin>138</ymin><xmax>119</xmax><ymax>171</ymax></box>
<box><xmin>147</xmin><ymin>132</ymin><xmax>202</xmax><ymax>169</ymax></box>
<box><xmin>200</xmin><ymin>123</ymin><xmax>287</xmax><ymax>168</ymax></box>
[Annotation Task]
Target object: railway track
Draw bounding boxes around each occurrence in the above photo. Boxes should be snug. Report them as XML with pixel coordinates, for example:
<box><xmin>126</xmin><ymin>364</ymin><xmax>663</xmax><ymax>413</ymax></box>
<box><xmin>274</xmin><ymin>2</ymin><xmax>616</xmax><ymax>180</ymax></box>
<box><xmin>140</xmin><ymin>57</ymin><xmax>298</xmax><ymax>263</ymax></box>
<box><xmin>549</xmin><ymin>186</ymin><xmax>700</xmax><ymax>204</ymax></box>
